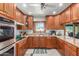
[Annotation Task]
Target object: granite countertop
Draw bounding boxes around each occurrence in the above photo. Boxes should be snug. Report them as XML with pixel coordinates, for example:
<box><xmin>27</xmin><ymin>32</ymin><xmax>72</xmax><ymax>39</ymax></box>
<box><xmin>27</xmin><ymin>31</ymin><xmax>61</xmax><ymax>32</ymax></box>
<box><xmin>56</xmin><ymin>36</ymin><xmax>79</xmax><ymax>48</ymax></box>
<box><xmin>16</xmin><ymin>34</ymin><xmax>79</xmax><ymax>48</ymax></box>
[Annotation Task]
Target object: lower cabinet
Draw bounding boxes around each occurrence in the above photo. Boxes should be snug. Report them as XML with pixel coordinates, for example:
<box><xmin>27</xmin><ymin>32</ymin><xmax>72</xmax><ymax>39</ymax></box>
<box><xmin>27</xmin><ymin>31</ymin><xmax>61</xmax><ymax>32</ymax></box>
<box><xmin>27</xmin><ymin>37</ymin><xmax>33</xmax><ymax>48</ymax></box>
<box><xmin>46</xmin><ymin>37</ymin><xmax>56</xmax><ymax>48</ymax></box>
<box><xmin>39</xmin><ymin>37</ymin><xmax>46</xmax><ymax>48</ymax></box>
<box><xmin>56</xmin><ymin>38</ymin><xmax>65</xmax><ymax>55</ymax></box>
<box><xmin>28</xmin><ymin>36</ymin><xmax>56</xmax><ymax>48</ymax></box>
<box><xmin>78</xmin><ymin>48</ymin><xmax>79</xmax><ymax>56</ymax></box>
<box><xmin>16</xmin><ymin>36</ymin><xmax>79</xmax><ymax>56</ymax></box>
<box><xmin>16</xmin><ymin>38</ymin><xmax>28</xmax><ymax>56</ymax></box>
<box><xmin>32</xmin><ymin>36</ymin><xmax>39</xmax><ymax>48</ymax></box>
<box><xmin>56</xmin><ymin>37</ymin><xmax>78</xmax><ymax>56</ymax></box>
<box><xmin>64</xmin><ymin>42</ymin><xmax>77</xmax><ymax>56</ymax></box>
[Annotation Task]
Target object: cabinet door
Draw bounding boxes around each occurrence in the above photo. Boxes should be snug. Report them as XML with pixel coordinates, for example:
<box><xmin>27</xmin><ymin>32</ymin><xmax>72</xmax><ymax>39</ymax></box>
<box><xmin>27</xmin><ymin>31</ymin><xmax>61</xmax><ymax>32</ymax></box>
<box><xmin>60</xmin><ymin>12</ymin><xmax>66</xmax><ymax>24</ymax></box>
<box><xmin>27</xmin><ymin>16</ymin><xmax>33</xmax><ymax>30</ymax></box>
<box><xmin>0</xmin><ymin>3</ymin><xmax>4</xmax><ymax>11</ymax></box>
<box><xmin>51</xmin><ymin>37</ymin><xmax>56</xmax><ymax>48</ymax></box>
<box><xmin>16</xmin><ymin>9</ymin><xmax>21</xmax><ymax>23</ymax></box>
<box><xmin>65</xmin><ymin>7</ymin><xmax>71</xmax><ymax>23</ymax></box>
<box><xmin>27</xmin><ymin>37</ymin><xmax>33</xmax><ymax>48</ymax></box>
<box><xmin>54</xmin><ymin>15</ymin><xmax>60</xmax><ymax>29</ymax></box>
<box><xmin>8</xmin><ymin>3</ymin><xmax>14</xmax><ymax>19</ymax></box>
<box><xmin>77</xmin><ymin>48</ymin><xmax>79</xmax><ymax>56</ymax></box>
<box><xmin>4</xmin><ymin>3</ymin><xmax>14</xmax><ymax>19</ymax></box>
<box><xmin>65</xmin><ymin>44</ymin><xmax>70</xmax><ymax>56</ymax></box>
<box><xmin>71</xmin><ymin>4</ymin><xmax>79</xmax><ymax>21</ymax></box>
<box><xmin>4</xmin><ymin>3</ymin><xmax>9</xmax><ymax>14</ymax></box>
<box><xmin>32</xmin><ymin>37</ymin><xmax>39</xmax><ymax>48</ymax></box>
<box><xmin>13</xmin><ymin>4</ymin><xmax>16</xmax><ymax>19</ymax></box>
<box><xmin>39</xmin><ymin>37</ymin><xmax>46</xmax><ymax>48</ymax></box>
<box><xmin>46</xmin><ymin>37</ymin><xmax>52</xmax><ymax>48</ymax></box>
<box><xmin>54</xmin><ymin>15</ymin><xmax>64</xmax><ymax>29</ymax></box>
<box><xmin>46</xmin><ymin>16</ymin><xmax>55</xmax><ymax>29</ymax></box>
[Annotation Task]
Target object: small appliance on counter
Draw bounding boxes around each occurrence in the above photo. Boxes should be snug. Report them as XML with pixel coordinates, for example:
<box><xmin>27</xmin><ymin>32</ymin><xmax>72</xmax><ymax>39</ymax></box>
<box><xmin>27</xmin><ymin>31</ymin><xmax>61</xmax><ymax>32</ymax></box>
<box><xmin>50</xmin><ymin>30</ymin><xmax>56</xmax><ymax>35</ymax></box>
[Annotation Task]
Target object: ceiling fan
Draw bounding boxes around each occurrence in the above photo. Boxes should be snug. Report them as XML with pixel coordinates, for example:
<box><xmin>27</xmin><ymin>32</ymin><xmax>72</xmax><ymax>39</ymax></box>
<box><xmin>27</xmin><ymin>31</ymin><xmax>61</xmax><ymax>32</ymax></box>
<box><xmin>41</xmin><ymin>3</ymin><xmax>47</xmax><ymax>10</ymax></box>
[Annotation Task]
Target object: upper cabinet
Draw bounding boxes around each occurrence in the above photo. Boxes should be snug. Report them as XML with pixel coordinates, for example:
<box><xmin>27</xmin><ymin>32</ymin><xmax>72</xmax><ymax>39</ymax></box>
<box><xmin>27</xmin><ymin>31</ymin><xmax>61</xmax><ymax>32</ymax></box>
<box><xmin>46</xmin><ymin>16</ymin><xmax>55</xmax><ymax>30</ymax></box>
<box><xmin>16</xmin><ymin>8</ymin><xmax>27</xmax><ymax>24</ymax></box>
<box><xmin>27</xmin><ymin>16</ymin><xmax>33</xmax><ymax>30</ymax></box>
<box><xmin>0</xmin><ymin>3</ymin><xmax>4</xmax><ymax>11</ymax></box>
<box><xmin>0</xmin><ymin>3</ymin><xmax>16</xmax><ymax>20</ymax></box>
<box><xmin>4</xmin><ymin>3</ymin><xmax>16</xmax><ymax>19</ymax></box>
<box><xmin>54</xmin><ymin>15</ymin><xmax>64</xmax><ymax>29</ymax></box>
<box><xmin>60</xmin><ymin>12</ymin><xmax>66</xmax><ymax>24</ymax></box>
<box><xmin>65</xmin><ymin>7</ymin><xmax>71</xmax><ymax>23</ymax></box>
<box><xmin>71</xmin><ymin>4</ymin><xmax>79</xmax><ymax>21</ymax></box>
<box><xmin>16</xmin><ymin>8</ymin><xmax>21</xmax><ymax>23</ymax></box>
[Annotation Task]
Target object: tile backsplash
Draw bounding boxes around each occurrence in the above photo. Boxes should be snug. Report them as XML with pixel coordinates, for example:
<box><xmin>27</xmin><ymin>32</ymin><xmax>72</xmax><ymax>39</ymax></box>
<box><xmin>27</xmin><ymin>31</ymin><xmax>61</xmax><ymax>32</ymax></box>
<box><xmin>26</xmin><ymin>30</ymin><xmax>33</xmax><ymax>34</ymax></box>
<box><xmin>46</xmin><ymin>30</ymin><xmax>64</xmax><ymax>36</ymax></box>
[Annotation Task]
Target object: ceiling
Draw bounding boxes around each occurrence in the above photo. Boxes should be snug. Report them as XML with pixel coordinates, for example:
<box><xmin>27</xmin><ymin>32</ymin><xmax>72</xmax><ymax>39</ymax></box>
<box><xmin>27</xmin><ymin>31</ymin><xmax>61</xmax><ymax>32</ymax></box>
<box><xmin>16</xmin><ymin>3</ymin><xmax>71</xmax><ymax>17</ymax></box>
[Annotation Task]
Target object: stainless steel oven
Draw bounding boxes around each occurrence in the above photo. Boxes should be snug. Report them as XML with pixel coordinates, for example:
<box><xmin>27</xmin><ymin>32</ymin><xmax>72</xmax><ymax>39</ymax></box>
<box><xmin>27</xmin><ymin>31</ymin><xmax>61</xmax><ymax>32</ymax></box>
<box><xmin>0</xmin><ymin>17</ymin><xmax>14</xmax><ymax>42</ymax></box>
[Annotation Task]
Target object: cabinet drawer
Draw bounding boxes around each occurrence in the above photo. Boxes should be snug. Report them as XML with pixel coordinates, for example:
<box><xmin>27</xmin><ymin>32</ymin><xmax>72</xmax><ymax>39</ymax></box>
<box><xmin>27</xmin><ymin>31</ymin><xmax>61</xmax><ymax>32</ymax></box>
<box><xmin>77</xmin><ymin>48</ymin><xmax>79</xmax><ymax>56</ymax></box>
<box><xmin>65</xmin><ymin>42</ymin><xmax>77</xmax><ymax>51</ymax></box>
<box><xmin>69</xmin><ymin>50</ymin><xmax>77</xmax><ymax>56</ymax></box>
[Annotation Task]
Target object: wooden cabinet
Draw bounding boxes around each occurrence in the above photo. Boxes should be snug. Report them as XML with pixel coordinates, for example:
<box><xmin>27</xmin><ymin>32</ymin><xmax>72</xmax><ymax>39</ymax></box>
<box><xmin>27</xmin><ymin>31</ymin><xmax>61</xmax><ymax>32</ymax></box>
<box><xmin>0</xmin><ymin>3</ymin><xmax>4</xmax><ymax>11</ymax></box>
<box><xmin>16</xmin><ymin>38</ymin><xmax>28</xmax><ymax>56</ymax></box>
<box><xmin>65</xmin><ymin>7</ymin><xmax>71</xmax><ymax>23</ymax></box>
<box><xmin>46</xmin><ymin>37</ymin><xmax>53</xmax><ymax>48</ymax></box>
<box><xmin>64</xmin><ymin>42</ymin><xmax>77</xmax><ymax>56</ymax></box>
<box><xmin>16</xmin><ymin>8</ymin><xmax>27</xmax><ymax>24</ymax></box>
<box><xmin>16</xmin><ymin>9</ymin><xmax>21</xmax><ymax>23</ymax></box>
<box><xmin>27</xmin><ymin>16</ymin><xmax>33</xmax><ymax>30</ymax></box>
<box><xmin>4</xmin><ymin>3</ymin><xmax>9</xmax><ymax>13</ymax></box>
<box><xmin>77</xmin><ymin>48</ymin><xmax>79</xmax><ymax>56</ymax></box>
<box><xmin>7</xmin><ymin>3</ymin><xmax>14</xmax><ymax>18</ymax></box>
<box><xmin>27</xmin><ymin>37</ymin><xmax>33</xmax><ymax>48</ymax></box>
<box><xmin>46</xmin><ymin>15</ymin><xmax>64</xmax><ymax>30</ymax></box>
<box><xmin>32</xmin><ymin>36</ymin><xmax>39</xmax><ymax>48</ymax></box>
<box><xmin>39</xmin><ymin>37</ymin><xmax>46</xmax><ymax>48</ymax></box>
<box><xmin>71</xmin><ymin>4</ymin><xmax>79</xmax><ymax>21</ymax></box>
<box><xmin>56</xmin><ymin>38</ymin><xmax>65</xmax><ymax>55</ymax></box>
<box><xmin>0</xmin><ymin>3</ymin><xmax>16</xmax><ymax>20</ymax></box>
<box><xmin>54</xmin><ymin>15</ymin><xmax>64</xmax><ymax>29</ymax></box>
<box><xmin>46</xmin><ymin>16</ymin><xmax>55</xmax><ymax>29</ymax></box>
<box><xmin>27</xmin><ymin>36</ymin><xmax>56</xmax><ymax>48</ymax></box>
<box><xmin>51</xmin><ymin>37</ymin><xmax>57</xmax><ymax>48</ymax></box>
<box><xmin>46</xmin><ymin>37</ymin><xmax>56</xmax><ymax>48</ymax></box>
<box><xmin>60</xmin><ymin>12</ymin><xmax>66</xmax><ymax>24</ymax></box>
<box><xmin>4</xmin><ymin>3</ymin><xmax>16</xmax><ymax>19</ymax></box>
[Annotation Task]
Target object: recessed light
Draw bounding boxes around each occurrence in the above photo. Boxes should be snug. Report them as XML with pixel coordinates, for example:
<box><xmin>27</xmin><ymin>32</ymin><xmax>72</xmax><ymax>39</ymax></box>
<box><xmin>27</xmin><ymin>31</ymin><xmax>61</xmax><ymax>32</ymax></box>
<box><xmin>28</xmin><ymin>12</ymin><xmax>32</xmax><ymax>15</ymax></box>
<box><xmin>53</xmin><ymin>11</ymin><xmax>56</xmax><ymax>14</ymax></box>
<box><xmin>30</xmin><ymin>4</ymin><xmax>40</xmax><ymax>6</ymax></box>
<box><xmin>22</xmin><ymin>4</ymin><xmax>27</xmax><ymax>7</ymax></box>
<box><xmin>59</xmin><ymin>3</ymin><xmax>63</xmax><ymax>7</ymax></box>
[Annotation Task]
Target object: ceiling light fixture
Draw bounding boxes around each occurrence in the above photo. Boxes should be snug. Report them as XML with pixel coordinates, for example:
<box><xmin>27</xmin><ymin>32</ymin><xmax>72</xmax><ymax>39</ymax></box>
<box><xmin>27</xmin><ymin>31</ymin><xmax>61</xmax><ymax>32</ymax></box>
<box><xmin>53</xmin><ymin>11</ymin><xmax>56</xmax><ymax>14</ymax></box>
<box><xmin>59</xmin><ymin>3</ymin><xmax>63</xmax><ymax>7</ymax></box>
<box><xmin>28</xmin><ymin>12</ymin><xmax>32</xmax><ymax>15</ymax></box>
<box><xmin>22</xmin><ymin>4</ymin><xmax>27</xmax><ymax>7</ymax></box>
<box><xmin>30</xmin><ymin>4</ymin><xmax>40</xmax><ymax>6</ymax></box>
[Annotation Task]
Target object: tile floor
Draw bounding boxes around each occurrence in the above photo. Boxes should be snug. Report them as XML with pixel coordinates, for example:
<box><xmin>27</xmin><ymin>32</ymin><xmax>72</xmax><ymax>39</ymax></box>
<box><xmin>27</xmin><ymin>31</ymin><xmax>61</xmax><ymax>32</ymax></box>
<box><xmin>24</xmin><ymin>49</ymin><xmax>61</xmax><ymax>56</ymax></box>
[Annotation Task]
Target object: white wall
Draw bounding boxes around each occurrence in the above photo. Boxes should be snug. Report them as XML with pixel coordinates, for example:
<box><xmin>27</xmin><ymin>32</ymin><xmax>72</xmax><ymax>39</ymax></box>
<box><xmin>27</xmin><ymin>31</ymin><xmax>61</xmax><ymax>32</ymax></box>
<box><xmin>34</xmin><ymin>17</ymin><xmax>45</xmax><ymax>21</ymax></box>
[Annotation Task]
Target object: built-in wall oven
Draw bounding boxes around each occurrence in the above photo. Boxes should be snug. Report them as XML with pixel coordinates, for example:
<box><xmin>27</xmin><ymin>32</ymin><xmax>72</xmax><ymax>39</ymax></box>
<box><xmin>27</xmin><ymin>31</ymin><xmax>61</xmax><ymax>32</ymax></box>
<box><xmin>0</xmin><ymin>17</ymin><xmax>14</xmax><ymax>42</ymax></box>
<box><xmin>0</xmin><ymin>17</ymin><xmax>15</xmax><ymax>55</ymax></box>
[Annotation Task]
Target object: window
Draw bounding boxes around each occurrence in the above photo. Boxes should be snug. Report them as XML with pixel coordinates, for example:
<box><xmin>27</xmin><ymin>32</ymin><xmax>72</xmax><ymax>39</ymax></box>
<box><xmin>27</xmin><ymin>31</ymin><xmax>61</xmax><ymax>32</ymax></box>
<box><xmin>35</xmin><ymin>22</ymin><xmax>45</xmax><ymax>32</ymax></box>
